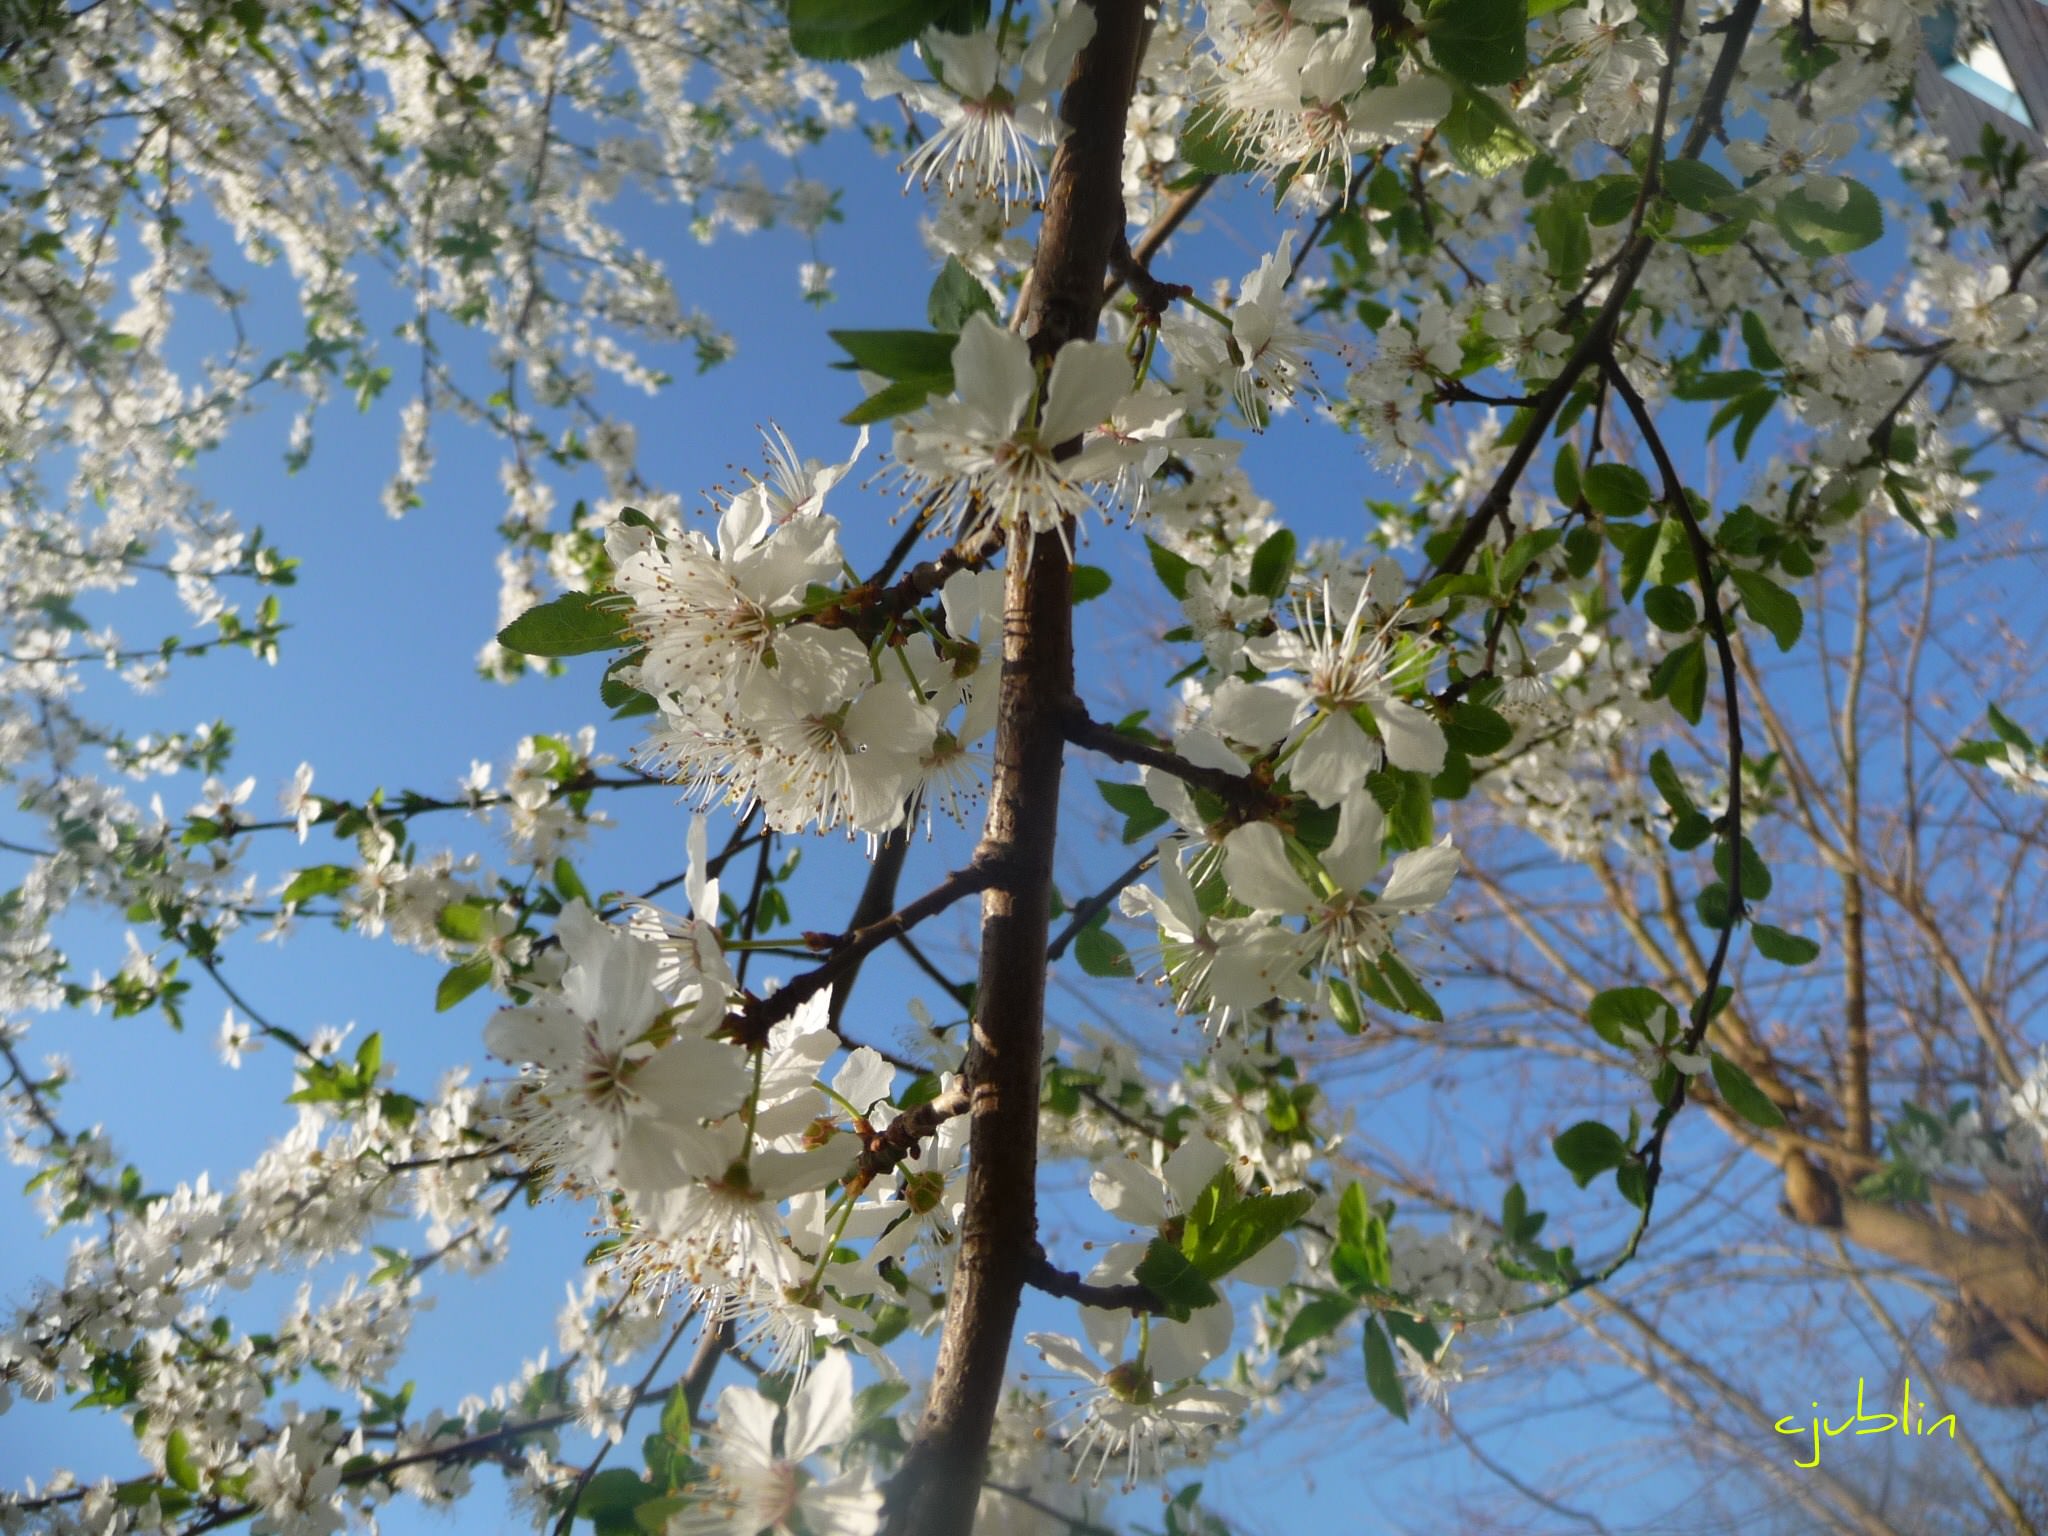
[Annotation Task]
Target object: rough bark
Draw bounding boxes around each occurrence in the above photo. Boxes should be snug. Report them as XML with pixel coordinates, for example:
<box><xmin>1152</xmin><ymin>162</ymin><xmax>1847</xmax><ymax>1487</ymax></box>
<box><xmin>881</xmin><ymin>5</ymin><xmax>1148</xmax><ymax>1533</ymax></box>
<box><xmin>1780</xmin><ymin>1154</ymin><xmax>2048</xmax><ymax>1406</ymax></box>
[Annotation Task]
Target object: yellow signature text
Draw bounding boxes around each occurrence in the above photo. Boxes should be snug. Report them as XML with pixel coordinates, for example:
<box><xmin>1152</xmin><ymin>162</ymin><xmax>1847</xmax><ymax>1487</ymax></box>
<box><xmin>1774</xmin><ymin>1378</ymin><xmax>1957</xmax><ymax>1469</ymax></box>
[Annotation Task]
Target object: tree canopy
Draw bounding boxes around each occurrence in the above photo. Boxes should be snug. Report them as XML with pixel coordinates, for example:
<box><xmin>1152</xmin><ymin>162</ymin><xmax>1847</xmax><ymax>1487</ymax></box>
<box><xmin>3</xmin><ymin>1</ymin><xmax>2047</xmax><ymax>1534</ymax></box>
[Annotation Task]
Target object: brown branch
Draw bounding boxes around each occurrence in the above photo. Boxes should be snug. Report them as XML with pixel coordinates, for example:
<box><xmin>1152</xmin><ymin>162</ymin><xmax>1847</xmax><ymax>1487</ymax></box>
<box><xmin>852</xmin><ymin>1082</ymin><xmax>973</xmax><ymax>1193</ymax></box>
<box><xmin>882</xmin><ymin>4</ymin><xmax>1149</xmax><ymax>1530</ymax></box>
<box><xmin>1025</xmin><ymin>1247</ymin><xmax>1169</xmax><ymax>1314</ymax></box>
<box><xmin>1047</xmin><ymin>849</ymin><xmax>1156</xmax><ymax>961</ymax></box>
<box><xmin>720</xmin><ymin>859</ymin><xmax>999</xmax><ymax>1050</ymax></box>
<box><xmin>1061</xmin><ymin>702</ymin><xmax>1275</xmax><ymax>815</ymax></box>
<box><xmin>828</xmin><ymin>828</ymin><xmax>911</xmax><ymax>1032</ymax></box>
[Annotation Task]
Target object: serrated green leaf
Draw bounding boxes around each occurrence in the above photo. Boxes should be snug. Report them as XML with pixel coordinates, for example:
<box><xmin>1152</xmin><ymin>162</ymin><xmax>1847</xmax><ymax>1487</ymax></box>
<box><xmin>1365</xmin><ymin>767</ymin><xmax>1434</xmax><ymax>850</ymax></box>
<box><xmin>1533</xmin><ymin>194</ymin><xmax>1591</xmax><ymax>284</ymax></box>
<box><xmin>842</xmin><ymin>376</ymin><xmax>938</xmax><ymax>426</ymax></box>
<box><xmin>926</xmin><ymin>256</ymin><xmax>996</xmax><ymax>332</ymax></box>
<box><xmin>1443</xmin><ymin>702</ymin><xmax>1513</xmax><ymax>757</ymax></box>
<box><xmin>1135</xmin><ymin>1237</ymin><xmax>1221</xmax><ymax>1320</ymax></box>
<box><xmin>497</xmin><ymin>592</ymin><xmax>629</xmax><ymax>657</ymax></box>
<box><xmin>1583</xmin><ymin>462</ymin><xmax>1653</xmax><ymax>518</ymax></box>
<box><xmin>1553</xmin><ymin>440</ymin><xmax>1582</xmax><ymax>507</ymax></box>
<box><xmin>1377</xmin><ymin>951</ymin><xmax>1442</xmax><ymax>1022</ymax></box>
<box><xmin>1191</xmin><ymin>1189</ymin><xmax>1313</xmax><ymax>1279</ymax></box>
<box><xmin>829</xmin><ymin>328</ymin><xmax>958</xmax><ymax>382</ymax></box>
<box><xmin>436</xmin><ymin>900</ymin><xmax>489</xmax><ymax>943</ymax></box>
<box><xmin>1695</xmin><ymin>880</ymin><xmax>1735</xmax><ymax>929</ymax></box>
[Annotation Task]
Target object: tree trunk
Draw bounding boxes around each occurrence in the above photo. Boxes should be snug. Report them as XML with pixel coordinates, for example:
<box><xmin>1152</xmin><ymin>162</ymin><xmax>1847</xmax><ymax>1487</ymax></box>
<box><xmin>881</xmin><ymin>5</ymin><xmax>1148</xmax><ymax>1533</ymax></box>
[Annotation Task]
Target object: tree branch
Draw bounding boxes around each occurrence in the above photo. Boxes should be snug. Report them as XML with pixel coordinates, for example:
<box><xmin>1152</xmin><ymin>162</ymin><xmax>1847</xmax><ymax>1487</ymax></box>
<box><xmin>883</xmin><ymin>5</ymin><xmax>1149</xmax><ymax>1530</ymax></box>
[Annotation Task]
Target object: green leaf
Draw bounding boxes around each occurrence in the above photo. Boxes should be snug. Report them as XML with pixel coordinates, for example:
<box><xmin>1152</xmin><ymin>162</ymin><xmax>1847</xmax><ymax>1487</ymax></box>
<box><xmin>1695</xmin><ymin>880</ymin><xmax>1736</xmax><ymax>929</ymax></box>
<box><xmin>1553</xmin><ymin>1120</ymin><xmax>1628</xmax><ymax>1186</ymax></box>
<box><xmin>1649</xmin><ymin>637</ymin><xmax>1707</xmax><ymax>725</ymax></box>
<box><xmin>1752</xmin><ymin>923</ymin><xmax>1821</xmax><ymax>965</ymax></box>
<box><xmin>926</xmin><ymin>256</ymin><xmax>996</xmax><ymax>332</ymax></box>
<box><xmin>1247</xmin><ymin>528</ymin><xmax>1297</xmax><ymax>599</ymax></box>
<box><xmin>1553</xmin><ymin>440</ymin><xmax>1582</xmax><ymax>507</ymax></box>
<box><xmin>1147</xmin><ymin>537</ymin><xmax>1195</xmax><ymax>601</ymax></box>
<box><xmin>1729</xmin><ymin>569</ymin><xmax>1802</xmax><ymax>652</ymax></box>
<box><xmin>1741</xmin><ymin>310</ymin><xmax>1783</xmax><ymax>371</ymax></box>
<box><xmin>843</xmin><ymin>377</ymin><xmax>938</xmax><ymax>426</ymax></box>
<box><xmin>1383</xmin><ymin>1310</ymin><xmax>1443</xmax><ymax>1366</ymax></box>
<box><xmin>1178</xmin><ymin>107</ymin><xmax>1260</xmax><ymax>175</ymax></box>
<box><xmin>1070</xmin><ymin>565</ymin><xmax>1112</xmax><ymax>604</ymax></box>
<box><xmin>1985</xmin><ymin>704</ymin><xmax>2031</xmax><ymax>749</ymax></box>
<box><xmin>1713</xmin><ymin>834</ymin><xmax>1772</xmax><ymax>902</ymax></box>
<box><xmin>1427</xmin><ymin>0</ymin><xmax>1528</xmax><ymax>85</ymax></box>
<box><xmin>498</xmin><ymin>592</ymin><xmax>629</xmax><ymax>657</ymax></box>
<box><xmin>1440</xmin><ymin>87</ymin><xmax>1539</xmax><ymax>176</ymax></box>
<box><xmin>576</xmin><ymin>1467</ymin><xmax>655</xmax><ymax>1533</ymax></box>
<box><xmin>1135</xmin><ymin>1237</ymin><xmax>1221</xmax><ymax>1320</ymax></box>
<box><xmin>1646</xmin><ymin>515</ymin><xmax>1696</xmax><ymax>588</ymax></box>
<box><xmin>1583</xmin><ymin>463</ymin><xmax>1653</xmax><ymax>518</ymax></box>
<box><xmin>1442</xmin><ymin>702</ymin><xmax>1513</xmax><ymax>758</ymax></box>
<box><xmin>788</xmin><ymin>0</ymin><xmax>951</xmax><ymax>60</ymax></box>
<box><xmin>1587</xmin><ymin>987</ymin><xmax>1672</xmax><ymax>1049</ymax></box>
<box><xmin>1279</xmin><ymin>1295</ymin><xmax>1355</xmax><ymax>1354</ymax></box>
<box><xmin>1377</xmin><ymin>951</ymin><xmax>1442</xmax><ymax>1022</ymax></box>
<box><xmin>166</xmin><ymin>1430</ymin><xmax>201</xmax><ymax>1494</ymax></box>
<box><xmin>1361</xmin><ymin>1318</ymin><xmax>1409</xmax><ymax>1421</ymax></box>
<box><xmin>435</xmin><ymin>954</ymin><xmax>493</xmax><ymax>1012</ymax></box>
<box><xmin>1647</xmin><ymin>750</ymin><xmax>1695</xmax><ymax>815</ymax></box>
<box><xmin>281</xmin><ymin>865</ymin><xmax>354</xmax><ymax>905</ymax></box>
<box><xmin>1710</xmin><ymin>1050</ymin><xmax>1786</xmax><ymax>1128</ymax></box>
<box><xmin>1533</xmin><ymin>195</ymin><xmax>1591</xmax><ymax>284</ymax></box>
<box><xmin>1587</xmin><ymin>173</ymin><xmax>1642</xmax><ymax>225</ymax></box>
<box><xmin>436</xmin><ymin>900</ymin><xmax>490</xmax><ymax>944</ymax></box>
<box><xmin>1075</xmin><ymin>922</ymin><xmax>1135</xmax><ymax>979</ymax></box>
<box><xmin>1338</xmin><ymin>1182</ymin><xmax>1377</xmax><ymax>1255</ymax></box>
<box><xmin>1365</xmin><ymin>767</ymin><xmax>1434</xmax><ymax>850</ymax></box>
<box><xmin>1772</xmin><ymin>179</ymin><xmax>1883</xmax><ymax>258</ymax></box>
<box><xmin>1642</xmin><ymin>584</ymin><xmax>1697</xmax><ymax>633</ymax></box>
<box><xmin>828</xmin><ymin>328</ymin><xmax>958</xmax><ymax>382</ymax></box>
<box><xmin>1191</xmin><ymin>1189</ymin><xmax>1313</xmax><ymax>1279</ymax></box>
<box><xmin>1661</xmin><ymin>158</ymin><xmax>1737</xmax><ymax>210</ymax></box>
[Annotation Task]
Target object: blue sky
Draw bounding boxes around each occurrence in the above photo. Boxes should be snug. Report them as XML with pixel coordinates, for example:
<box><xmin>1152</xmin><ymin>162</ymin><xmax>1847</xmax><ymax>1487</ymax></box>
<box><xmin>4</xmin><ymin>51</ymin><xmax>2043</xmax><ymax>1536</ymax></box>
